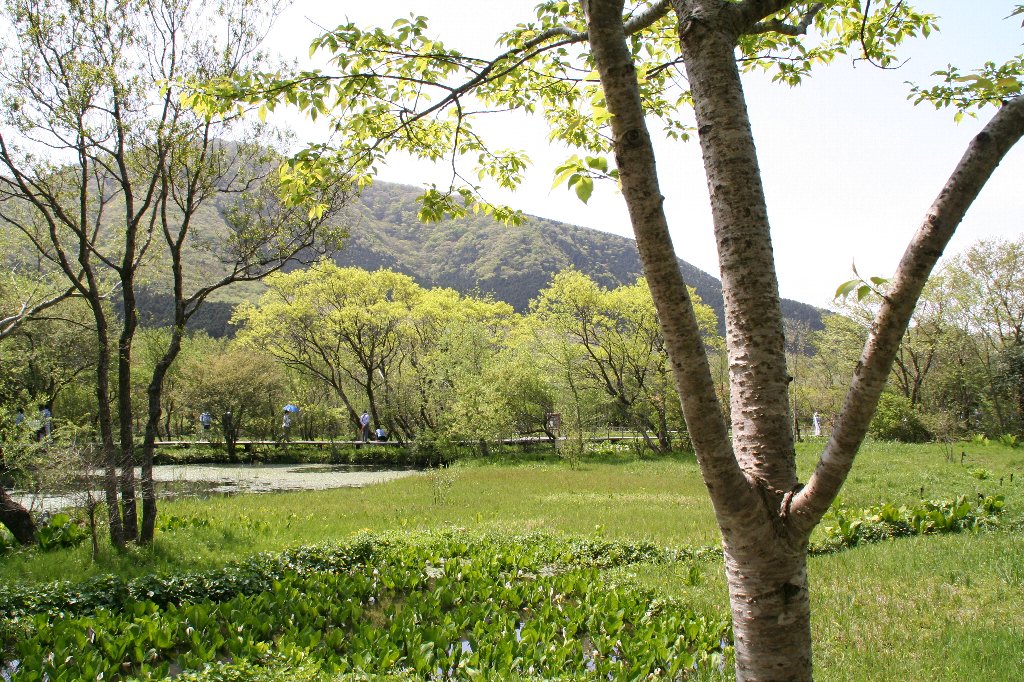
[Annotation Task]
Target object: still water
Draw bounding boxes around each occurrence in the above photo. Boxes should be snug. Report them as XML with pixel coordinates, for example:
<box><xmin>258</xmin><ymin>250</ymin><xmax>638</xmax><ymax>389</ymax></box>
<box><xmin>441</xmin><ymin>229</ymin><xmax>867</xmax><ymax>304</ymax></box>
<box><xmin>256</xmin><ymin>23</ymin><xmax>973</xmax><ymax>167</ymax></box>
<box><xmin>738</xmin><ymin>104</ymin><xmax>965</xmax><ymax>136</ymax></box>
<box><xmin>12</xmin><ymin>463</ymin><xmax>419</xmax><ymax>513</ymax></box>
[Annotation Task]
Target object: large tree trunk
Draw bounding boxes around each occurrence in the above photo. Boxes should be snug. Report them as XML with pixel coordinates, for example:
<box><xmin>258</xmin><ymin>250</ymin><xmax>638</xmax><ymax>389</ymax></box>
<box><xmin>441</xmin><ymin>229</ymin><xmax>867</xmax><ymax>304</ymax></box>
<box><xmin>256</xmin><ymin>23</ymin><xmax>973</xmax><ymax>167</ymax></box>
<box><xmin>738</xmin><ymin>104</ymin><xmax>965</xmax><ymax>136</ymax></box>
<box><xmin>0</xmin><ymin>485</ymin><xmax>36</xmax><ymax>545</ymax></box>
<box><xmin>675</xmin><ymin>9</ymin><xmax>812</xmax><ymax>677</ymax></box>
<box><xmin>577</xmin><ymin>0</ymin><xmax>1024</xmax><ymax>678</ymax></box>
<box><xmin>587</xmin><ymin>1</ymin><xmax>810</xmax><ymax>677</ymax></box>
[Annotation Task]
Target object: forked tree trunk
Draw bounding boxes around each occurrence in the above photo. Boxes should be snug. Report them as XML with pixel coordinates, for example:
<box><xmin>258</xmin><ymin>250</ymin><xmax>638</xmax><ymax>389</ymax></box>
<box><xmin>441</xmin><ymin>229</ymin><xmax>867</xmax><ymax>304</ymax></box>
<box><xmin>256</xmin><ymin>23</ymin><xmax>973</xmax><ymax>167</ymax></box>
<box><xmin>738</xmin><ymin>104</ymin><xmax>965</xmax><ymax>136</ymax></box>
<box><xmin>586</xmin><ymin>1</ymin><xmax>1024</xmax><ymax>678</ymax></box>
<box><xmin>587</xmin><ymin>0</ymin><xmax>808</xmax><ymax>678</ymax></box>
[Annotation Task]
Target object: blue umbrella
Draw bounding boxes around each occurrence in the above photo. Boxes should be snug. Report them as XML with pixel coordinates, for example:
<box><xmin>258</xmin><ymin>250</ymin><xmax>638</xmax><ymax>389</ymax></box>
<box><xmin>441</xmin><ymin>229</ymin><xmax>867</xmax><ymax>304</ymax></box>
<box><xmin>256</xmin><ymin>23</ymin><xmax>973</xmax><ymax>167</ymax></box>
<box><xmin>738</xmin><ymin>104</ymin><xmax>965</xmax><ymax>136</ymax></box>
<box><xmin>283</xmin><ymin>404</ymin><xmax>300</xmax><ymax>413</ymax></box>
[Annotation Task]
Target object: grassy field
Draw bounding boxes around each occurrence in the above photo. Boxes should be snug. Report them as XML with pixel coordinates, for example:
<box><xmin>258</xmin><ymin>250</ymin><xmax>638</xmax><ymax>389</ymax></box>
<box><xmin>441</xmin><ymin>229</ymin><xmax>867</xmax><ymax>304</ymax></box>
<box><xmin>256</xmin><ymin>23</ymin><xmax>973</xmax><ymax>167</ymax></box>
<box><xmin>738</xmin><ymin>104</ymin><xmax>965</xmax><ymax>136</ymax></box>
<box><xmin>2</xmin><ymin>439</ymin><xmax>1022</xmax><ymax>679</ymax></box>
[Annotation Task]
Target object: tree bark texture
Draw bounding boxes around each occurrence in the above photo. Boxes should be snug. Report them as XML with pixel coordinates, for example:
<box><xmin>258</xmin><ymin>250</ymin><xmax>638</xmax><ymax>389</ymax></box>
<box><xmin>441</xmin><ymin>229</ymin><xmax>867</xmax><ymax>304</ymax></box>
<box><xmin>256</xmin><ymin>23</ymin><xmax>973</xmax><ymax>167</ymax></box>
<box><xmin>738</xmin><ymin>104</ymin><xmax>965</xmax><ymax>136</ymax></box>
<box><xmin>117</xmin><ymin>315</ymin><xmax>139</xmax><ymax>543</ymax></box>
<box><xmin>89</xmin><ymin>289</ymin><xmax>126</xmax><ymax>548</ymax></box>
<box><xmin>677</xmin><ymin>3</ymin><xmax>795</xmax><ymax>489</ymax></box>
<box><xmin>587</xmin><ymin>0</ymin><xmax>811</xmax><ymax>678</ymax></box>
<box><xmin>140</xmin><ymin>326</ymin><xmax>183</xmax><ymax>543</ymax></box>
<box><xmin>585</xmin><ymin>0</ymin><xmax>749</xmax><ymax>515</ymax></box>
<box><xmin>0</xmin><ymin>485</ymin><xmax>37</xmax><ymax>545</ymax></box>
<box><xmin>588</xmin><ymin>0</ymin><xmax>1024</xmax><ymax>679</ymax></box>
<box><xmin>675</xmin><ymin>6</ymin><xmax>812</xmax><ymax>678</ymax></box>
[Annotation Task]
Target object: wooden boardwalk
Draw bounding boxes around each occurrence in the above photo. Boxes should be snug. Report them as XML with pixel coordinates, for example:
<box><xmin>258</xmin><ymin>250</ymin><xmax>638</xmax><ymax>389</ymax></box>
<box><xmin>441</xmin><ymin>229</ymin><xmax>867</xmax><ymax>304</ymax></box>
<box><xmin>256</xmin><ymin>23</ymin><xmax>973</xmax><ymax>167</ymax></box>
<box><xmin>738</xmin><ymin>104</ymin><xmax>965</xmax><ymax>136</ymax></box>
<box><xmin>154</xmin><ymin>435</ymin><xmax>649</xmax><ymax>449</ymax></box>
<box><xmin>156</xmin><ymin>439</ymin><xmax>402</xmax><ymax>449</ymax></box>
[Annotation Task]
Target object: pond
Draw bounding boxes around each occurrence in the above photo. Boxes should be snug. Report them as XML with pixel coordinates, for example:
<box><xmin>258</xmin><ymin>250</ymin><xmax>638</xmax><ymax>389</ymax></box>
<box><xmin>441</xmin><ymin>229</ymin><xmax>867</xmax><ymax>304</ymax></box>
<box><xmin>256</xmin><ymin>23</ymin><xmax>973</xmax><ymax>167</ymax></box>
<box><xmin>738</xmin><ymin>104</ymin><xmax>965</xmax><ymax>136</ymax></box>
<box><xmin>11</xmin><ymin>463</ymin><xmax>420</xmax><ymax>513</ymax></box>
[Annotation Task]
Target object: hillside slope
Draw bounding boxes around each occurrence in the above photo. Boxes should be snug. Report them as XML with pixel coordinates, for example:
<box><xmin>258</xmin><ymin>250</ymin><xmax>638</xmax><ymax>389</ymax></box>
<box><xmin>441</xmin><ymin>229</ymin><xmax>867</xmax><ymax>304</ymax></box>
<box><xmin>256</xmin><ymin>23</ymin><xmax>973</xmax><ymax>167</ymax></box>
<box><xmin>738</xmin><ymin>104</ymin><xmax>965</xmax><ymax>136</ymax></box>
<box><xmin>331</xmin><ymin>182</ymin><xmax>820</xmax><ymax>329</ymax></box>
<box><xmin>124</xmin><ymin>180</ymin><xmax>821</xmax><ymax>335</ymax></box>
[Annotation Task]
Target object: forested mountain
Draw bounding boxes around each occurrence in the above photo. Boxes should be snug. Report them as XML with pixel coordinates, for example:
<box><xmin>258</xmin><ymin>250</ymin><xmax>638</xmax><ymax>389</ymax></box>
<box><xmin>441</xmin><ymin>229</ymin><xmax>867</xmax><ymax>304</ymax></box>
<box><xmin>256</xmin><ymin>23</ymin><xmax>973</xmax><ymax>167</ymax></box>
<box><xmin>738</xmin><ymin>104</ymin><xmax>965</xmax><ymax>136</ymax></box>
<box><xmin>135</xmin><ymin>180</ymin><xmax>823</xmax><ymax>335</ymax></box>
<box><xmin>334</xmin><ymin>182</ymin><xmax>821</xmax><ymax>330</ymax></box>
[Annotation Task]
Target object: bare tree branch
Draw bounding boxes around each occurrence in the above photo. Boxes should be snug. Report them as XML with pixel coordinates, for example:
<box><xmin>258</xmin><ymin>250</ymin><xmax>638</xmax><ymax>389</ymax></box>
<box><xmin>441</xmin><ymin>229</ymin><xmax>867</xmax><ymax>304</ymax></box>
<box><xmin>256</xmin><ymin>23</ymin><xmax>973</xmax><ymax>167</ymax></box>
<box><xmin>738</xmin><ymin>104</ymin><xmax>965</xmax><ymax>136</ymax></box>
<box><xmin>0</xmin><ymin>286</ymin><xmax>79</xmax><ymax>340</ymax></box>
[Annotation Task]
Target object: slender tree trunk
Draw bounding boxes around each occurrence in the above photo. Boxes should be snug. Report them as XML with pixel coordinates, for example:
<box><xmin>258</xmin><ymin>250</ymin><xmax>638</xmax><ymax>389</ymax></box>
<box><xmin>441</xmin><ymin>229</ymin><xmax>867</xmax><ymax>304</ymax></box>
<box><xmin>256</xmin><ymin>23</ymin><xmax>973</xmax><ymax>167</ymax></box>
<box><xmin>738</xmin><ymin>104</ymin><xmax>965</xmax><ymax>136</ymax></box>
<box><xmin>656</xmin><ymin>405</ymin><xmax>672</xmax><ymax>451</ymax></box>
<box><xmin>140</xmin><ymin>327</ymin><xmax>184</xmax><ymax>543</ymax></box>
<box><xmin>223</xmin><ymin>410</ymin><xmax>239</xmax><ymax>461</ymax></box>
<box><xmin>117</xmin><ymin>297</ymin><xmax>139</xmax><ymax>542</ymax></box>
<box><xmin>92</xmin><ymin>308</ymin><xmax>126</xmax><ymax>548</ymax></box>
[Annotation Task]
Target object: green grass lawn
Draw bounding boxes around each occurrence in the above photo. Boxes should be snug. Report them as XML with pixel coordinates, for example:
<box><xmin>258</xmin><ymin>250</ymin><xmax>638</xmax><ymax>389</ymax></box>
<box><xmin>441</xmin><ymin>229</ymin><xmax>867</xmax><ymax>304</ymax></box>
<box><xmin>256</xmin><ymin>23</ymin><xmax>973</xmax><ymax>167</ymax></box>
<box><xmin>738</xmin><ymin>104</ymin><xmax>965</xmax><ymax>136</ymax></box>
<box><xmin>2</xmin><ymin>440</ymin><xmax>1022</xmax><ymax>679</ymax></box>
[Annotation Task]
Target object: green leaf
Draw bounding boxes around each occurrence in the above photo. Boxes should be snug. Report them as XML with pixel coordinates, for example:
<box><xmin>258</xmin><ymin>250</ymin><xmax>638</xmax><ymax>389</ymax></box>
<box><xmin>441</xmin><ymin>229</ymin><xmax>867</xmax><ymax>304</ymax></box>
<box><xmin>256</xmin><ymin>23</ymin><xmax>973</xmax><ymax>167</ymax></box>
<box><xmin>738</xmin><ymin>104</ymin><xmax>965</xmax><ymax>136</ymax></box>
<box><xmin>585</xmin><ymin>155</ymin><xmax>608</xmax><ymax>173</ymax></box>
<box><xmin>574</xmin><ymin>176</ymin><xmax>594</xmax><ymax>204</ymax></box>
<box><xmin>834</xmin><ymin>279</ymin><xmax>860</xmax><ymax>299</ymax></box>
<box><xmin>995</xmin><ymin>76</ymin><xmax>1021</xmax><ymax>91</ymax></box>
<box><xmin>551</xmin><ymin>165</ymin><xmax>579</xmax><ymax>189</ymax></box>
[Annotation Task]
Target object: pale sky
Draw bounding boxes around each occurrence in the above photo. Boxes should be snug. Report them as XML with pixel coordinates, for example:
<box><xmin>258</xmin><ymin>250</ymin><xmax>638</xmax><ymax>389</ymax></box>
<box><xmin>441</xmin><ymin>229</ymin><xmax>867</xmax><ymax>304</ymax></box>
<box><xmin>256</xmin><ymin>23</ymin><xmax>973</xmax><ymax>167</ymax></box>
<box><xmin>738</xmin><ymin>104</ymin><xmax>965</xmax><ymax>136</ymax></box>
<box><xmin>270</xmin><ymin>1</ymin><xmax>1024</xmax><ymax>308</ymax></box>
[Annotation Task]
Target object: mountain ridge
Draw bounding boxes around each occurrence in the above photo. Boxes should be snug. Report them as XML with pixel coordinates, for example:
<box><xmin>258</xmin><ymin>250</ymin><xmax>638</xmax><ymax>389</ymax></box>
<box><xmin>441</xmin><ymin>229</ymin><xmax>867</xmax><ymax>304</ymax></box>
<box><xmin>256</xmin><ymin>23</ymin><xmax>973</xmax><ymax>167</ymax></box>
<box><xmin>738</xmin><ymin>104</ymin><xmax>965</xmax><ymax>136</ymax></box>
<box><xmin>332</xmin><ymin>181</ymin><xmax>821</xmax><ymax>330</ymax></box>
<box><xmin>132</xmin><ymin>179</ymin><xmax>822</xmax><ymax>335</ymax></box>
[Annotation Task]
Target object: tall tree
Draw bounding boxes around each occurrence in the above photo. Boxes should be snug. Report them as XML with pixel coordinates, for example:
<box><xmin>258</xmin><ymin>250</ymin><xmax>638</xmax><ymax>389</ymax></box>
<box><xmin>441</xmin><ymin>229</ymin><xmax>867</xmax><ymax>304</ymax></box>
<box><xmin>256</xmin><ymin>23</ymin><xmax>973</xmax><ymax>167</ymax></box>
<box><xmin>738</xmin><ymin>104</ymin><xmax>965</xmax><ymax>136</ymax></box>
<box><xmin>235</xmin><ymin>264</ymin><xmax>423</xmax><ymax>438</ymax></box>
<box><xmin>532</xmin><ymin>270</ymin><xmax>717</xmax><ymax>450</ymax></box>
<box><xmin>177</xmin><ymin>342</ymin><xmax>285</xmax><ymax>460</ymax></box>
<box><xmin>235</xmin><ymin>264</ymin><xmax>513</xmax><ymax>441</ymax></box>
<box><xmin>202</xmin><ymin>2</ymin><xmax>1024</xmax><ymax>677</ymax></box>
<box><xmin>942</xmin><ymin>237</ymin><xmax>1024</xmax><ymax>433</ymax></box>
<box><xmin>0</xmin><ymin>0</ymin><xmax>344</xmax><ymax>545</ymax></box>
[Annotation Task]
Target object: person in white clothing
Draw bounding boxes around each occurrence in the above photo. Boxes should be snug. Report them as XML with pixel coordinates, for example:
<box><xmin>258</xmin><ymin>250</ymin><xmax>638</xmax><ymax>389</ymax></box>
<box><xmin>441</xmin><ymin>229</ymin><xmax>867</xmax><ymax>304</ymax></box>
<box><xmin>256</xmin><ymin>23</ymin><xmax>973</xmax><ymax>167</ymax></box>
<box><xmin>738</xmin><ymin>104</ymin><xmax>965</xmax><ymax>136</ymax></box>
<box><xmin>359</xmin><ymin>410</ymin><xmax>371</xmax><ymax>442</ymax></box>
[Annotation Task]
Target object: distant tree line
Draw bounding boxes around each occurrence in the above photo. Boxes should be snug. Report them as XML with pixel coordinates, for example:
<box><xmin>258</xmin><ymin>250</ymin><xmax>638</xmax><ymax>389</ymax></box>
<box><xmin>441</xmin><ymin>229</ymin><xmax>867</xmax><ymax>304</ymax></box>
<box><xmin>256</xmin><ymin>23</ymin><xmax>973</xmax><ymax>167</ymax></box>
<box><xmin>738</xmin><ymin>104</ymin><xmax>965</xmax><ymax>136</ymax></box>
<box><xmin>3</xmin><ymin>236</ymin><xmax>1023</xmax><ymax>547</ymax></box>
<box><xmin>5</xmin><ymin>237</ymin><xmax>1022</xmax><ymax>455</ymax></box>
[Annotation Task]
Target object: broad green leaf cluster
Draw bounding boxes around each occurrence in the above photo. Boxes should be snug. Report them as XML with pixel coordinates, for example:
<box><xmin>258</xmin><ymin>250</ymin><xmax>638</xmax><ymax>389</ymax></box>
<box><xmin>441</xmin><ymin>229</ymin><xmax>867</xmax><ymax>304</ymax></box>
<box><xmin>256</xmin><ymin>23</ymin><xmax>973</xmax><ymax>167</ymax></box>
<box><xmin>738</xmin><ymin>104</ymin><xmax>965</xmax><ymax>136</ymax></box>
<box><xmin>2</xmin><ymin>532</ymin><xmax>731</xmax><ymax>680</ymax></box>
<box><xmin>181</xmin><ymin>1</ymin><xmax>940</xmax><ymax>218</ymax></box>
<box><xmin>909</xmin><ymin>5</ymin><xmax>1024</xmax><ymax>119</ymax></box>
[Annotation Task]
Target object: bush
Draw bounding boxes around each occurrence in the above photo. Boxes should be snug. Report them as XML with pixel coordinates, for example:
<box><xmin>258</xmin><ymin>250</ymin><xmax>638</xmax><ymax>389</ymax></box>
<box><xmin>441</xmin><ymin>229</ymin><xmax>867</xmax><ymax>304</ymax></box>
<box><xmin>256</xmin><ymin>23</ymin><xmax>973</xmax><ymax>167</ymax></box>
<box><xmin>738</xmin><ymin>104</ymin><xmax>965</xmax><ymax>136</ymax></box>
<box><xmin>816</xmin><ymin>494</ymin><xmax>1005</xmax><ymax>553</ymax></box>
<box><xmin>0</xmin><ymin>527</ymin><xmax>15</xmax><ymax>554</ymax></box>
<box><xmin>868</xmin><ymin>392</ymin><xmax>930</xmax><ymax>443</ymax></box>
<box><xmin>37</xmin><ymin>513</ymin><xmax>89</xmax><ymax>551</ymax></box>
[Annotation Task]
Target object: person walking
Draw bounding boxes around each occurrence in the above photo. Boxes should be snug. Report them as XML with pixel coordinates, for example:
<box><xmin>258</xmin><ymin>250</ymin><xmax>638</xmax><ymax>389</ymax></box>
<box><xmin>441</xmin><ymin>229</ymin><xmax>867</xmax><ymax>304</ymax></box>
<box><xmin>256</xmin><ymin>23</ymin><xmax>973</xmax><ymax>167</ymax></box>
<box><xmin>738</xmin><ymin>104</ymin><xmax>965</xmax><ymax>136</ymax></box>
<box><xmin>359</xmin><ymin>410</ymin><xmax>371</xmax><ymax>443</ymax></box>
<box><xmin>199</xmin><ymin>411</ymin><xmax>213</xmax><ymax>439</ymax></box>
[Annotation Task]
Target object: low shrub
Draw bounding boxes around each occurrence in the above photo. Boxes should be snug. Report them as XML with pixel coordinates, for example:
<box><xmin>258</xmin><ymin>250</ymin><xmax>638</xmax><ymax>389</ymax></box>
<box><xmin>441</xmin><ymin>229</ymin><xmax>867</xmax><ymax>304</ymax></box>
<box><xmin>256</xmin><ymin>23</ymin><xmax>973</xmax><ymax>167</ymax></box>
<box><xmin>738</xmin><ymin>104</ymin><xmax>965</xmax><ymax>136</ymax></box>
<box><xmin>37</xmin><ymin>513</ymin><xmax>89</xmax><ymax>552</ymax></box>
<box><xmin>868</xmin><ymin>392</ymin><xmax>930</xmax><ymax>443</ymax></box>
<box><xmin>0</xmin><ymin>527</ymin><xmax>14</xmax><ymax>554</ymax></box>
<box><xmin>817</xmin><ymin>494</ymin><xmax>1005</xmax><ymax>552</ymax></box>
<box><xmin>997</xmin><ymin>433</ymin><xmax>1019</xmax><ymax>448</ymax></box>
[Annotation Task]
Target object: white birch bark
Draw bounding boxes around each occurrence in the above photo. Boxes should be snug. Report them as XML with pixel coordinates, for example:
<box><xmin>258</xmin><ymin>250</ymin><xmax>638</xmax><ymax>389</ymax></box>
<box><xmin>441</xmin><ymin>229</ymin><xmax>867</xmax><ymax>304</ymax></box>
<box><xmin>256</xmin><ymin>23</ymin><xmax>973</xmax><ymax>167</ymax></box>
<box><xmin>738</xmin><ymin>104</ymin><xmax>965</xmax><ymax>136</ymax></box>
<box><xmin>585</xmin><ymin>0</ymin><xmax>1024</xmax><ymax>679</ymax></box>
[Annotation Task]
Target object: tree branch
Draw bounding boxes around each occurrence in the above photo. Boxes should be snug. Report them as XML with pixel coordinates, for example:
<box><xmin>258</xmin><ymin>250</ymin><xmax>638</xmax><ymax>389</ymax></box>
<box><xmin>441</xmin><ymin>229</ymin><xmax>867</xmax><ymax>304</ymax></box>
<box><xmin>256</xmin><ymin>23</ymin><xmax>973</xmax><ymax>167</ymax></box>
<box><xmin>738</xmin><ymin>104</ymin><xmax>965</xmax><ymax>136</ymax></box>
<box><xmin>0</xmin><ymin>286</ymin><xmax>79</xmax><ymax>341</ymax></box>
<box><xmin>586</xmin><ymin>0</ymin><xmax>751</xmax><ymax>516</ymax></box>
<box><xmin>748</xmin><ymin>2</ymin><xmax>824</xmax><ymax>36</ymax></box>
<box><xmin>791</xmin><ymin>94</ymin><xmax>1024</xmax><ymax>533</ymax></box>
<box><xmin>725</xmin><ymin>0</ymin><xmax>804</xmax><ymax>34</ymax></box>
